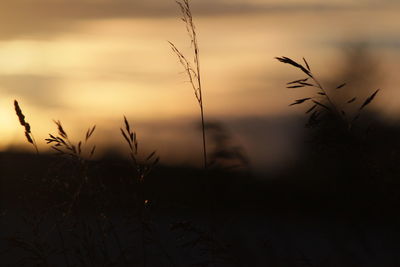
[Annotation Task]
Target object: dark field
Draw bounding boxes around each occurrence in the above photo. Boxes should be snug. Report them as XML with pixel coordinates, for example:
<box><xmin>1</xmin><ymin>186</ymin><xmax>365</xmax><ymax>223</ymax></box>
<box><xmin>2</xmin><ymin>119</ymin><xmax>400</xmax><ymax>267</ymax></box>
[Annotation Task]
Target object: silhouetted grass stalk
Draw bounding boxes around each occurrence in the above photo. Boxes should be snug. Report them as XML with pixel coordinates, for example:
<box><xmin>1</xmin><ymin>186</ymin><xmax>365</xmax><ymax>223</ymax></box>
<box><xmin>120</xmin><ymin>116</ymin><xmax>159</xmax><ymax>182</ymax></box>
<box><xmin>120</xmin><ymin>116</ymin><xmax>160</xmax><ymax>267</ymax></box>
<box><xmin>14</xmin><ymin>100</ymin><xmax>39</xmax><ymax>154</ymax></box>
<box><xmin>276</xmin><ymin>56</ymin><xmax>380</xmax><ymax>130</ymax></box>
<box><xmin>169</xmin><ymin>0</ymin><xmax>207</xmax><ymax>169</ymax></box>
<box><xmin>42</xmin><ymin>121</ymin><xmax>97</xmax><ymax>244</ymax></box>
<box><xmin>170</xmin><ymin>2</ymin><xmax>221</xmax><ymax>265</ymax></box>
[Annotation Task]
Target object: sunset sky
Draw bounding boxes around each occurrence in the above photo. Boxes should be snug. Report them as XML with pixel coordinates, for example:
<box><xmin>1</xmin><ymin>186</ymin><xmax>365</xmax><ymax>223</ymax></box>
<box><xmin>1</xmin><ymin>0</ymin><xmax>400</xmax><ymax>169</ymax></box>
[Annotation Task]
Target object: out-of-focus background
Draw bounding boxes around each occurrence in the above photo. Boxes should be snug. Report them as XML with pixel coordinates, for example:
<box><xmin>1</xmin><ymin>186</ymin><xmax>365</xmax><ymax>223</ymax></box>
<box><xmin>1</xmin><ymin>0</ymin><xmax>399</xmax><ymax>171</ymax></box>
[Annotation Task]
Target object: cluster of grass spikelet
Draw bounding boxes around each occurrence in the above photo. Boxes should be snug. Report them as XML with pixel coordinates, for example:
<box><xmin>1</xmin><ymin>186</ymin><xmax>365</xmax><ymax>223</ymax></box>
<box><xmin>276</xmin><ymin>56</ymin><xmax>380</xmax><ymax>129</ymax></box>
<box><xmin>45</xmin><ymin>120</ymin><xmax>96</xmax><ymax>161</ymax></box>
<box><xmin>14</xmin><ymin>100</ymin><xmax>39</xmax><ymax>154</ymax></box>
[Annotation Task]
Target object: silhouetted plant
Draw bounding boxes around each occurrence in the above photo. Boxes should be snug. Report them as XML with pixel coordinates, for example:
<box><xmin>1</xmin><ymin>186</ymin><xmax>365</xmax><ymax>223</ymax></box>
<box><xmin>120</xmin><ymin>116</ymin><xmax>159</xmax><ymax>183</ymax></box>
<box><xmin>14</xmin><ymin>100</ymin><xmax>39</xmax><ymax>154</ymax></box>
<box><xmin>169</xmin><ymin>0</ymin><xmax>208</xmax><ymax>169</ymax></box>
<box><xmin>44</xmin><ymin>120</ymin><xmax>98</xmax><ymax>224</ymax></box>
<box><xmin>45</xmin><ymin>120</ymin><xmax>96</xmax><ymax>162</ymax></box>
<box><xmin>275</xmin><ymin>56</ymin><xmax>380</xmax><ymax>130</ymax></box>
<box><xmin>120</xmin><ymin>116</ymin><xmax>163</xmax><ymax>267</ymax></box>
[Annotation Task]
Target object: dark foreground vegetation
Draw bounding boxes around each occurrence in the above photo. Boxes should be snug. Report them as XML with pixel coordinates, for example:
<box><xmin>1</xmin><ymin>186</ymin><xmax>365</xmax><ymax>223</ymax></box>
<box><xmin>2</xmin><ymin>120</ymin><xmax>400</xmax><ymax>267</ymax></box>
<box><xmin>3</xmin><ymin>103</ymin><xmax>400</xmax><ymax>267</ymax></box>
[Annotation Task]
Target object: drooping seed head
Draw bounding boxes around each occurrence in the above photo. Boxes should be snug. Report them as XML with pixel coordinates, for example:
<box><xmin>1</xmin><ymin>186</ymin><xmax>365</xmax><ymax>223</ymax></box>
<box><xmin>14</xmin><ymin>100</ymin><xmax>26</xmax><ymax>126</ymax></box>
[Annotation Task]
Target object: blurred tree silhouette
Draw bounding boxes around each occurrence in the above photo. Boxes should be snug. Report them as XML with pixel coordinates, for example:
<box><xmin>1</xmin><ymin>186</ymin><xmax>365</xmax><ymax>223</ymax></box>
<box><xmin>205</xmin><ymin>121</ymin><xmax>249</xmax><ymax>172</ymax></box>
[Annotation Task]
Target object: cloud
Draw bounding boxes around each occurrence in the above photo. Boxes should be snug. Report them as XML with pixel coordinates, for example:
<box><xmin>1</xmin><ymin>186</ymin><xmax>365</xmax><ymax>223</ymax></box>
<box><xmin>332</xmin><ymin>38</ymin><xmax>400</xmax><ymax>51</ymax></box>
<box><xmin>0</xmin><ymin>74</ymin><xmax>63</xmax><ymax>108</ymax></box>
<box><xmin>0</xmin><ymin>0</ymin><xmax>391</xmax><ymax>40</ymax></box>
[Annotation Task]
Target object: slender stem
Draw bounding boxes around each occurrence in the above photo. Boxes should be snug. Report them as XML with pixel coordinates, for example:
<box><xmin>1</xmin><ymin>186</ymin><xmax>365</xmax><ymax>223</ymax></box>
<box><xmin>186</xmin><ymin>3</ymin><xmax>213</xmax><ymax>265</ymax></box>
<box><xmin>56</xmin><ymin>220</ymin><xmax>71</xmax><ymax>267</ymax></box>
<box><xmin>191</xmin><ymin>3</ymin><xmax>207</xmax><ymax>169</ymax></box>
<box><xmin>197</xmin><ymin>58</ymin><xmax>207</xmax><ymax>169</ymax></box>
<box><xmin>139</xmin><ymin>187</ymin><xmax>147</xmax><ymax>267</ymax></box>
<box><xmin>312</xmin><ymin>76</ymin><xmax>349</xmax><ymax>128</ymax></box>
<box><xmin>312</xmin><ymin>77</ymin><xmax>338</xmax><ymax>114</ymax></box>
<box><xmin>199</xmin><ymin>104</ymin><xmax>207</xmax><ymax>169</ymax></box>
<box><xmin>30</xmin><ymin>132</ymin><xmax>39</xmax><ymax>155</ymax></box>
